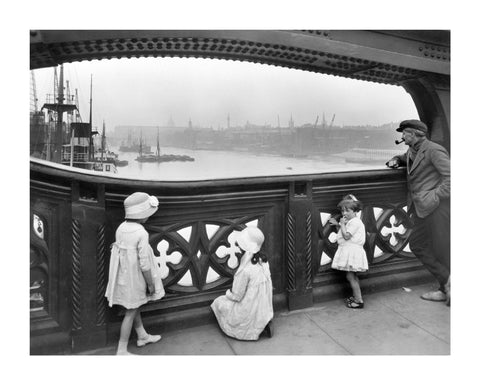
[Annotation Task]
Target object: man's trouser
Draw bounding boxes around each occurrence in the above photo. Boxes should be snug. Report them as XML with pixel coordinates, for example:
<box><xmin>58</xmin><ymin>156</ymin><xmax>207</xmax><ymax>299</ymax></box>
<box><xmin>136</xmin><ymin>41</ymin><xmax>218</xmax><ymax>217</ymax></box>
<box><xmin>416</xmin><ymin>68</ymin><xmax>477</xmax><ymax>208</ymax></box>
<box><xmin>409</xmin><ymin>199</ymin><xmax>450</xmax><ymax>291</ymax></box>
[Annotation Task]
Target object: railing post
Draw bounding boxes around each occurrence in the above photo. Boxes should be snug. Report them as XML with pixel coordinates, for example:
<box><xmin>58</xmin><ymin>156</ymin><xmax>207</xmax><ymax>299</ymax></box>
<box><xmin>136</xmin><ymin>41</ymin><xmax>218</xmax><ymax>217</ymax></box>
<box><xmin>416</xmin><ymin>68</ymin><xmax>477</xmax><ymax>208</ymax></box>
<box><xmin>70</xmin><ymin>181</ymin><xmax>108</xmax><ymax>352</ymax></box>
<box><xmin>286</xmin><ymin>181</ymin><xmax>314</xmax><ymax>310</ymax></box>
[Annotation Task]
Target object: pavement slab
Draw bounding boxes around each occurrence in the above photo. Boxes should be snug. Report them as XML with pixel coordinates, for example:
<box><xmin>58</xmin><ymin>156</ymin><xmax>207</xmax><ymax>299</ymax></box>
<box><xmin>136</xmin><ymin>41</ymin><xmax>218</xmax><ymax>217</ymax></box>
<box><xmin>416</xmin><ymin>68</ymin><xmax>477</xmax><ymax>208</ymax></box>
<box><xmin>225</xmin><ymin>310</ymin><xmax>350</xmax><ymax>355</ymax></box>
<box><xmin>305</xmin><ymin>289</ymin><xmax>449</xmax><ymax>355</ymax></box>
<box><xmin>130</xmin><ymin>324</ymin><xmax>234</xmax><ymax>355</ymax></box>
<box><xmin>370</xmin><ymin>283</ymin><xmax>450</xmax><ymax>344</ymax></box>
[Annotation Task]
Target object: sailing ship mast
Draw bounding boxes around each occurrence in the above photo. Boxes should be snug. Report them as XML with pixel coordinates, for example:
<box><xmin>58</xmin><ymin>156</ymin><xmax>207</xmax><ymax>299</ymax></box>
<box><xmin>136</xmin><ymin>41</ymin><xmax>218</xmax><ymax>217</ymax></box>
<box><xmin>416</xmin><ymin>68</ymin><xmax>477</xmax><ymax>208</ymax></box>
<box><xmin>53</xmin><ymin>66</ymin><xmax>64</xmax><ymax>163</ymax></box>
<box><xmin>88</xmin><ymin>75</ymin><xmax>93</xmax><ymax>161</ymax></box>
<box><xmin>100</xmin><ymin>120</ymin><xmax>106</xmax><ymax>162</ymax></box>
<box><xmin>156</xmin><ymin>127</ymin><xmax>160</xmax><ymax>157</ymax></box>
<box><xmin>41</xmin><ymin>64</ymin><xmax>78</xmax><ymax>163</ymax></box>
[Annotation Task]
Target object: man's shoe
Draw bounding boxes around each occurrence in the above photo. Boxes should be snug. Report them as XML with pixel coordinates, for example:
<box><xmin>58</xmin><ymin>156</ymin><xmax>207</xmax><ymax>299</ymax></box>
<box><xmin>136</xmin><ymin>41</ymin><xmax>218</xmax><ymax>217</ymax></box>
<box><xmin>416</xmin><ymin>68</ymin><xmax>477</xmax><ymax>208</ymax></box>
<box><xmin>137</xmin><ymin>334</ymin><xmax>162</xmax><ymax>347</ymax></box>
<box><xmin>421</xmin><ymin>290</ymin><xmax>446</xmax><ymax>302</ymax></box>
<box><xmin>445</xmin><ymin>277</ymin><xmax>451</xmax><ymax>307</ymax></box>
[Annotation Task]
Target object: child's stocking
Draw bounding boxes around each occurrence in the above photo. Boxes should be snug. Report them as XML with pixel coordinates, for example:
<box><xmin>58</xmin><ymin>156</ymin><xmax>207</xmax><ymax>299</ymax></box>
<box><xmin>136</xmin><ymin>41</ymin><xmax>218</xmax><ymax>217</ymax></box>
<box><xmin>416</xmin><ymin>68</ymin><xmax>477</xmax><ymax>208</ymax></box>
<box><xmin>135</xmin><ymin>325</ymin><xmax>148</xmax><ymax>339</ymax></box>
<box><xmin>117</xmin><ymin>339</ymin><xmax>129</xmax><ymax>353</ymax></box>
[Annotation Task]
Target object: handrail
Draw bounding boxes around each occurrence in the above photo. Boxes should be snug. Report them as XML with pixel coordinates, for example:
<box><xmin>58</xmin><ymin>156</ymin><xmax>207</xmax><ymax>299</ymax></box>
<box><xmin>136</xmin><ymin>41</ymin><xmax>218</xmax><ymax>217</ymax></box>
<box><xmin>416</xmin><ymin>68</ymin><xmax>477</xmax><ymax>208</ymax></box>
<box><xmin>30</xmin><ymin>157</ymin><xmax>406</xmax><ymax>188</ymax></box>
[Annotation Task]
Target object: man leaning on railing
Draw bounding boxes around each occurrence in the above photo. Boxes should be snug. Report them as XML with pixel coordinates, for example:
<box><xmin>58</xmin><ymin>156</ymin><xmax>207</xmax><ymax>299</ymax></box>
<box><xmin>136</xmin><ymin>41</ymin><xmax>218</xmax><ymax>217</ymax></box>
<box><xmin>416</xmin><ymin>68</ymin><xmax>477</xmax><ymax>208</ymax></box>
<box><xmin>387</xmin><ymin>119</ymin><xmax>450</xmax><ymax>306</ymax></box>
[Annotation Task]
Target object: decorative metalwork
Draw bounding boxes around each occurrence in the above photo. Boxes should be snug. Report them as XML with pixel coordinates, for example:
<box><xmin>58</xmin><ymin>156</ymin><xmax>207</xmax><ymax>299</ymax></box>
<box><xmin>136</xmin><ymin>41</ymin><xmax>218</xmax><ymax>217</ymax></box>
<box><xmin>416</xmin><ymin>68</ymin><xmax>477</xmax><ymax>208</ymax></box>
<box><xmin>305</xmin><ymin>212</ymin><xmax>312</xmax><ymax>289</ymax></box>
<box><xmin>33</xmin><ymin>214</ymin><xmax>44</xmax><ymax>239</ymax></box>
<box><xmin>316</xmin><ymin>204</ymin><xmax>413</xmax><ymax>273</ymax></box>
<box><xmin>147</xmin><ymin>217</ymin><xmax>262</xmax><ymax>294</ymax></box>
<box><xmin>96</xmin><ymin>224</ymin><xmax>107</xmax><ymax>326</ymax></box>
<box><xmin>286</xmin><ymin>213</ymin><xmax>296</xmax><ymax>292</ymax></box>
<box><xmin>373</xmin><ymin>205</ymin><xmax>413</xmax><ymax>263</ymax></box>
<box><xmin>317</xmin><ymin>210</ymin><xmax>338</xmax><ymax>272</ymax></box>
<box><xmin>71</xmin><ymin>219</ymin><xmax>82</xmax><ymax>331</ymax></box>
<box><xmin>156</xmin><ymin>239</ymin><xmax>183</xmax><ymax>280</ymax></box>
<box><xmin>215</xmin><ymin>231</ymin><xmax>243</xmax><ymax>270</ymax></box>
<box><xmin>31</xmin><ymin>213</ymin><xmax>48</xmax><ymax>314</ymax></box>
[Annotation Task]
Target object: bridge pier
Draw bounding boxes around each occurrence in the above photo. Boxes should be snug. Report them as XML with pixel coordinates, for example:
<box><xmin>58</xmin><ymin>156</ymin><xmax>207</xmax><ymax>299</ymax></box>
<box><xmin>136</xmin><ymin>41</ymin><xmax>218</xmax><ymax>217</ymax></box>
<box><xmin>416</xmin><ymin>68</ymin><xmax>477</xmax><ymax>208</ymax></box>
<box><xmin>286</xmin><ymin>181</ymin><xmax>314</xmax><ymax>310</ymax></box>
<box><xmin>70</xmin><ymin>183</ymin><xmax>108</xmax><ymax>352</ymax></box>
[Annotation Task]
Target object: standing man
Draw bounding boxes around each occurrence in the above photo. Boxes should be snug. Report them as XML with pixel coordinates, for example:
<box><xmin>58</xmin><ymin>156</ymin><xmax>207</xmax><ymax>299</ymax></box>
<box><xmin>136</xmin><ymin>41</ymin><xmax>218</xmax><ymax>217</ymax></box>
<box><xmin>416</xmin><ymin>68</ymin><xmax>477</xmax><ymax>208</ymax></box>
<box><xmin>387</xmin><ymin>119</ymin><xmax>450</xmax><ymax>306</ymax></box>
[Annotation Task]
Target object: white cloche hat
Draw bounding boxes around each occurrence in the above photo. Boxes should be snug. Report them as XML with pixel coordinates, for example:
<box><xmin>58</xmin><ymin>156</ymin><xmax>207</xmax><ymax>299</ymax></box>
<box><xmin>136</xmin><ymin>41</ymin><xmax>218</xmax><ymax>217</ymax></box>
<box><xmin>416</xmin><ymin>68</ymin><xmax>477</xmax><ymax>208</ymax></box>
<box><xmin>124</xmin><ymin>192</ymin><xmax>159</xmax><ymax>220</ymax></box>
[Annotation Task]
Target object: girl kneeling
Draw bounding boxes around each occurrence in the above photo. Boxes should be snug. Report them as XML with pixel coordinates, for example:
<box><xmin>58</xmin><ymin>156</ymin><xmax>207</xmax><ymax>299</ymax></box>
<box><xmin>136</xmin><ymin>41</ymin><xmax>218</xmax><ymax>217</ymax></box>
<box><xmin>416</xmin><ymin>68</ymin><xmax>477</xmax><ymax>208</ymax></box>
<box><xmin>211</xmin><ymin>227</ymin><xmax>273</xmax><ymax>340</ymax></box>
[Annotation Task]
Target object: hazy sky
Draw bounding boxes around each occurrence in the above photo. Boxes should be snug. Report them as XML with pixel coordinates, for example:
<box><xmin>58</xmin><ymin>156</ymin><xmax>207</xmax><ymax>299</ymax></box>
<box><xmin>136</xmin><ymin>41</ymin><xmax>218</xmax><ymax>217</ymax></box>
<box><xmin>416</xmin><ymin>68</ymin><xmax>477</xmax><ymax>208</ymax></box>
<box><xmin>33</xmin><ymin>57</ymin><xmax>418</xmax><ymax>133</ymax></box>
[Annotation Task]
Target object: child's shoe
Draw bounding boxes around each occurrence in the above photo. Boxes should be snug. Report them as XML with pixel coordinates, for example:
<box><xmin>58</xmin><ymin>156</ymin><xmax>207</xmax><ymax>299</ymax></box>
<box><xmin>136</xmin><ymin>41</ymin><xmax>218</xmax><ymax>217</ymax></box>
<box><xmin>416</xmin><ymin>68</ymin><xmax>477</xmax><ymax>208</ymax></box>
<box><xmin>345</xmin><ymin>297</ymin><xmax>364</xmax><ymax>309</ymax></box>
<box><xmin>137</xmin><ymin>334</ymin><xmax>162</xmax><ymax>347</ymax></box>
<box><xmin>263</xmin><ymin>321</ymin><xmax>273</xmax><ymax>338</ymax></box>
<box><xmin>445</xmin><ymin>277</ymin><xmax>451</xmax><ymax>307</ymax></box>
<box><xmin>345</xmin><ymin>296</ymin><xmax>355</xmax><ymax>304</ymax></box>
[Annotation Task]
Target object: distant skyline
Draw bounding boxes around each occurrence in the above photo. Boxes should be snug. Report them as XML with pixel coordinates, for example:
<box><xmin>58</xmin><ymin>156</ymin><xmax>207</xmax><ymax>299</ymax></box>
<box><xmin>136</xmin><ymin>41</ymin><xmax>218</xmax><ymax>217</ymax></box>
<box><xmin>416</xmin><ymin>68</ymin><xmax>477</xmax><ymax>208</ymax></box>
<box><xmin>32</xmin><ymin>57</ymin><xmax>418</xmax><ymax>133</ymax></box>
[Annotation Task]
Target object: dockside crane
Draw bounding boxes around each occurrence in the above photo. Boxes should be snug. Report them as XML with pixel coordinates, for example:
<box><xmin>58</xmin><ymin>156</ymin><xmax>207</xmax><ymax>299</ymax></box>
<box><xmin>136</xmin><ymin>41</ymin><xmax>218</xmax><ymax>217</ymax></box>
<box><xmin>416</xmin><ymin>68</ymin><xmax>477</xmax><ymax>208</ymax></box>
<box><xmin>329</xmin><ymin>114</ymin><xmax>336</xmax><ymax>128</ymax></box>
<box><xmin>30</xmin><ymin>71</ymin><xmax>38</xmax><ymax>113</ymax></box>
<box><xmin>321</xmin><ymin>113</ymin><xmax>327</xmax><ymax>129</ymax></box>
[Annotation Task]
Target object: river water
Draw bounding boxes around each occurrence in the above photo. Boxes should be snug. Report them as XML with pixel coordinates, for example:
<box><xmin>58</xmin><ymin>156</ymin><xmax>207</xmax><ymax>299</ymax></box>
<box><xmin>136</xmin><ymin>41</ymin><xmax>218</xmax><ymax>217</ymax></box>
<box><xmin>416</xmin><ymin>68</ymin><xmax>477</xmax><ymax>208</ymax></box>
<box><xmin>113</xmin><ymin>146</ymin><xmax>388</xmax><ymax>181</ymax></box>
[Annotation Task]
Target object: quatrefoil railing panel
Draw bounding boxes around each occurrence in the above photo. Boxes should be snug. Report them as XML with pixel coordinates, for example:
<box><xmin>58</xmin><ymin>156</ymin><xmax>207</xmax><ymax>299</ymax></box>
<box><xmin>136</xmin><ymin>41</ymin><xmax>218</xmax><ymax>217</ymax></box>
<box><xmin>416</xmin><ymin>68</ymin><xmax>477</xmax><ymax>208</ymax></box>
<box><xmin>147</xmin><ymin>217</ymin><xmax>261</xmax><ymax>294</ymax></box>
<box><xmin>317</xmin><ymin>204</ymin><xmax>413</xmax><ymax>272</ymax></box>
<box><xmin>31</xmin><ymin>213</ymin><xmax>49</xmax><ymax>314</ymax></box>
<box><xmin>371</xmin><ymin>205</ymin><xmax>413</xmax><ymax>263</ymax></box>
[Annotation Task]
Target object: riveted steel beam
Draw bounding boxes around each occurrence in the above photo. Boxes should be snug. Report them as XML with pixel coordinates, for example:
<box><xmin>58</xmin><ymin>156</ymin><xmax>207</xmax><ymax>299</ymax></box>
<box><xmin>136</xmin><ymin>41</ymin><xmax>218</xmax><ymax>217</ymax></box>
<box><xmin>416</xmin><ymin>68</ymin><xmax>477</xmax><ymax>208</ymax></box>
<box><xmin>30</xmin><ymin>30</ymin><xmax>449</xmax><ymax>86</ymax></box>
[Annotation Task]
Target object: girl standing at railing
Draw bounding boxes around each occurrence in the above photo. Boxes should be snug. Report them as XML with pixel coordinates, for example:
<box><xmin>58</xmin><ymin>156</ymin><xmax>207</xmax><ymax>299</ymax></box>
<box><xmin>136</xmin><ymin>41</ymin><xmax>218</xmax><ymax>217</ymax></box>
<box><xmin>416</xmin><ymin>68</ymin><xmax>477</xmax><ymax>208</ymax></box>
<box><xmin>105</xmin><ymin>192</ymin><xmax>165</xmax><ymax>355</ymax></box>
<box><xmin>328</xmin><ymin>194</ymin><xmax>368</xmax><ymax>309</ymax></box>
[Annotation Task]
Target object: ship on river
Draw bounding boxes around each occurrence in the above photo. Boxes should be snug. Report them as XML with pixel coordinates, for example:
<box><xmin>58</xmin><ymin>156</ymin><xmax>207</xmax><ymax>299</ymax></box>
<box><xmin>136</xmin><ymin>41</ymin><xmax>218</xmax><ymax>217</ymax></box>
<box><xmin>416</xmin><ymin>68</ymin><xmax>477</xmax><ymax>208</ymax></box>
<box><xmin>93</xmin><ymin>121</ymin><xmax>129</xmax><ymax>168</ymax></box>
<box><xmin>32</xmin><ymin>65</ymin><xmax>118</xmax><ymax>174</ymax></box>
<box><xmin>136</xmin><ymin>128</ymin><xmax>194</xmax><ymax>163</ymax></box>
<box><xmin>119</xmin><ymin>131</ymin><xmax>152</xmax><ymax>153</ymax></box>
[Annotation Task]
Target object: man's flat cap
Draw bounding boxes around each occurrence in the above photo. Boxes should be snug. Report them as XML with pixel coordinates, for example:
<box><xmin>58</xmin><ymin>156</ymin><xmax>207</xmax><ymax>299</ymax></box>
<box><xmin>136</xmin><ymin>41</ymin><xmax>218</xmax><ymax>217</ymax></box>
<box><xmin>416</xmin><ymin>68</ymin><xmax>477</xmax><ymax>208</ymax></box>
<box><xmin>396</xmin><ymin>119</ymin><xmax>428</xmax><ymax>134</ymax></box>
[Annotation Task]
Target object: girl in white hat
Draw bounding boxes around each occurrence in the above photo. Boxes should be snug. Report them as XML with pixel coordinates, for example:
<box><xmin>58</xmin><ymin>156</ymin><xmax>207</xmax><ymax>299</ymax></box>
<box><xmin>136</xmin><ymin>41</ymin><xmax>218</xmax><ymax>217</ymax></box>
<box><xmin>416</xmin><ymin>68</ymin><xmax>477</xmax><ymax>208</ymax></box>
<box><xmin>211</xmin><ymin>226</ymin><xmax>274</xmax><ymax>340</ymax></box>
<box><xmin>105</xmin><ymin>192</ymin><xmax>165</xmax><ymax>354</ymax></box>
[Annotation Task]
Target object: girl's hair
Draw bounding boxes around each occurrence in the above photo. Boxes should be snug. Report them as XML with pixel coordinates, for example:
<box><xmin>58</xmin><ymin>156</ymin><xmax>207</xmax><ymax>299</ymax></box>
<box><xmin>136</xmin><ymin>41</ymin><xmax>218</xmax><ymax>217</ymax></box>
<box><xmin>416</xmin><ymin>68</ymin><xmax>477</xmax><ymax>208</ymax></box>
<box><xmin>251</xmin><ymin>252</ymin><xmax>268</xmax><ymax>265</ymax></box>
<box><xmin>337</xmin><ymin>194</ymin><xmax>363</xmax><ymax>212</ymax></box>
<box><xmin>238</xmin><ymin>245</ymin><xmax>268</xmax><ymax>265</ymax></box>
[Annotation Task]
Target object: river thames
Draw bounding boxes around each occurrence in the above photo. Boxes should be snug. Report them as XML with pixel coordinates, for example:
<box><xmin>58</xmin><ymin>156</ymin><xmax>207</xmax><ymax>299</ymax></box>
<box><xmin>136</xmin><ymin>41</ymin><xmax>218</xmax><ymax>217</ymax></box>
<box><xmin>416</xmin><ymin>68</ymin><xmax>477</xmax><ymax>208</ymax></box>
<box><xmin>112</xmin><ymin>146</ymin><xmax>393</xmax><ymax>181</ymax></box>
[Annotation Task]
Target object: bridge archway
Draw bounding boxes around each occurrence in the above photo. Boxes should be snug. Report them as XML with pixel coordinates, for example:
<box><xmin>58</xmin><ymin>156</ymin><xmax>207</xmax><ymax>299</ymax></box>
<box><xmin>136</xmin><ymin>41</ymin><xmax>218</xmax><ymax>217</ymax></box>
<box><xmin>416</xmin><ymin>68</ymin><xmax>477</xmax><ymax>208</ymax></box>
<box><xmin>31</xmin><ymin>30</ymin><xmax>450</xmax><ymax>150</ymax></box>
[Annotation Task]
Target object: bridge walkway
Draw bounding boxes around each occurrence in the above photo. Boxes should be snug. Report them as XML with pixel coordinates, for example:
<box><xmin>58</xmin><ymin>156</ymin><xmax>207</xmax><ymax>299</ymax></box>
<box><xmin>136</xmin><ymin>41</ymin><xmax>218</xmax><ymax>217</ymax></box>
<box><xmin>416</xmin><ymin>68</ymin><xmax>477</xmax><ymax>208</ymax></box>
<box><xmin>80</xmin><ymin>282</ymin><xmax>449</xmax><ymax>355</ymax></box>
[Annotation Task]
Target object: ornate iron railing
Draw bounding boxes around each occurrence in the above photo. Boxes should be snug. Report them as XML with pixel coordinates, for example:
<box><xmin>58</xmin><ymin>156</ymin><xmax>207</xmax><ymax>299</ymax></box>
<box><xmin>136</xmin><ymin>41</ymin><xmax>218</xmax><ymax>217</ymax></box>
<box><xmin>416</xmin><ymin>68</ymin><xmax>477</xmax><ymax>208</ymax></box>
<box><xmin>30</xmin><ymin>158</ymin><xmax>431</xmax><ymax>353</ymax></box>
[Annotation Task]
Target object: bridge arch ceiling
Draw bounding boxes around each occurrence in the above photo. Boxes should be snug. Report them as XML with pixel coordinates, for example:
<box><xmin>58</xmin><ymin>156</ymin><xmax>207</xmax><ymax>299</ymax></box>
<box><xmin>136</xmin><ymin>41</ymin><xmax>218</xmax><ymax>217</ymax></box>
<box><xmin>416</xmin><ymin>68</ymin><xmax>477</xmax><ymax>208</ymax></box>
<box><xmin>31</xmin><ymin>30</ymin><xmax>450</xmax><ymax>148</ymax></box>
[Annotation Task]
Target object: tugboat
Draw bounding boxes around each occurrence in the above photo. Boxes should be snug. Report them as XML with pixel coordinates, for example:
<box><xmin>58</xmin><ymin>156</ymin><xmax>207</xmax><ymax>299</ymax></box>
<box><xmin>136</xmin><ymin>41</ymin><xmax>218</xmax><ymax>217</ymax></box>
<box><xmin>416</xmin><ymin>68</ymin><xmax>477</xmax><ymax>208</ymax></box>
<box><xmin>94</xmin><ymin>120</ymin><xmax>128</xmax><ymax>168</ymax></box>
<box><xmin>135</xmin><ymin>131</ymin><xmax>156</xmax><ymax>162</ymax></box>
<box><xmin>136</xmin><ymin>128</ymin><xmax>195</xmax><ymax>163</ymax></box>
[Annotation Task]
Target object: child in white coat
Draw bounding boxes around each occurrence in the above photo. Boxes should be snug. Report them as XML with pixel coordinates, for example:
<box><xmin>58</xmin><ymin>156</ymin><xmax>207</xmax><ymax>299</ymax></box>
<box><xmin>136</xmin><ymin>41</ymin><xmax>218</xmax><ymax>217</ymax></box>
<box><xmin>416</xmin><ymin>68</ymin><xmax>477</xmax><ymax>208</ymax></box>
<box><xmin>105</xmin><ymin>192</ymin><xmax>165</xmax><ymax>354</ymax></box>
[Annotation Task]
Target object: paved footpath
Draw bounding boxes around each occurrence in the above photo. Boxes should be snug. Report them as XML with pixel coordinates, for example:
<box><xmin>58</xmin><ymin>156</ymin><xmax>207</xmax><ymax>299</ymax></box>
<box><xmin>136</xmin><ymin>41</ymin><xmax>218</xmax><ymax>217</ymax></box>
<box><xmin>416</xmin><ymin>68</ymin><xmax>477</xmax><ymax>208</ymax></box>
<box><xmin>81</xmin><ymin>282</ymin><xmax>450</xmax><ymax>355</ymax></box>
